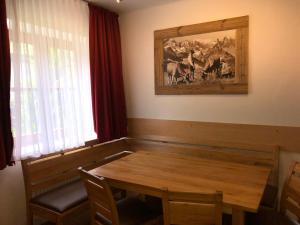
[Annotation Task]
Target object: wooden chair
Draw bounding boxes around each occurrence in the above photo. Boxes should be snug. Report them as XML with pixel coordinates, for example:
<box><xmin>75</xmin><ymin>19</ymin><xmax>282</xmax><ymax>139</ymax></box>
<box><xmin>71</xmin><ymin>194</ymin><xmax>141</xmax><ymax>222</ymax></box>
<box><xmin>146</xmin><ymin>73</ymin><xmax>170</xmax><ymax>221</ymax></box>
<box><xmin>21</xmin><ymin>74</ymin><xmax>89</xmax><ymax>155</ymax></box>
<box><xmin>246</xmin><ymin>162</ymin><xmax>300</xmax><ymax>225</ymax></box>
<box><xmin>78</xmin><ymin>168</ymin><xmax>162</xmax><ymax>225</ymax></box>
<box><xmin>162</xmin><ymin>189</ymin><xmax>223</xmax><ymax>225</ymax></box>
<box><xmin>278</xmin><ymin>162</ymin><xmax>300</xmax><ymax>225</ymax></box>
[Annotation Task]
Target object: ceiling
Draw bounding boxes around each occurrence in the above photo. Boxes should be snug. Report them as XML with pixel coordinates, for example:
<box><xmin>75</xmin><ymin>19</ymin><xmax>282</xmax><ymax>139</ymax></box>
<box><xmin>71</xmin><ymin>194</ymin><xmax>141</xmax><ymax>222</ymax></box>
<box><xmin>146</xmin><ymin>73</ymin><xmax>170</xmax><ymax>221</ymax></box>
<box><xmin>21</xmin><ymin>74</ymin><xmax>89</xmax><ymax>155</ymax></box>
<box><xmin>89</xmin><ymin>0</ymin><xmax>180</xmax><ymax>13</ymax></box>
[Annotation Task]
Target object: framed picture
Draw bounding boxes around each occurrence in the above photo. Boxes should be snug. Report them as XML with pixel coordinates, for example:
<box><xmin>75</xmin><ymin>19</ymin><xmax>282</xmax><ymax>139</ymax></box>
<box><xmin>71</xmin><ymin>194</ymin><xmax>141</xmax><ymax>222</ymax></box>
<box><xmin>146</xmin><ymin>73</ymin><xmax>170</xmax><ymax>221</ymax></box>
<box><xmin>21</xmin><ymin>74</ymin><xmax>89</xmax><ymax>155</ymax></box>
<box><xmin>154</xmin><ymin>16</ymin><xmax>249</xmax><ymax>94</ymax></box>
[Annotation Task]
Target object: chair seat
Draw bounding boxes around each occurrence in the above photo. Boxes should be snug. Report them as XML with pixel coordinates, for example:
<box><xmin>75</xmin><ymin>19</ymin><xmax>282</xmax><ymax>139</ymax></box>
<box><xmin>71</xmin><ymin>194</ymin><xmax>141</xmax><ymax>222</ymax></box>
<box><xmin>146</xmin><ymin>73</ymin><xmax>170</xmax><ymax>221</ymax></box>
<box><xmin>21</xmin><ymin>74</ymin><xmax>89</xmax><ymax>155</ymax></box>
<box><xmin>31</xmin><ymin>180</ymin><xmax>88</xmax><ymax>213</ymax></box>
<box><xmin>261</xmin><ymin>185</ymin><xmax>278</xmax><ymax>208</ymax></box>
<box><xmin>96</xmin><ymin>196</ymin><xmax>161</xmax><ymax>225</ymax></box>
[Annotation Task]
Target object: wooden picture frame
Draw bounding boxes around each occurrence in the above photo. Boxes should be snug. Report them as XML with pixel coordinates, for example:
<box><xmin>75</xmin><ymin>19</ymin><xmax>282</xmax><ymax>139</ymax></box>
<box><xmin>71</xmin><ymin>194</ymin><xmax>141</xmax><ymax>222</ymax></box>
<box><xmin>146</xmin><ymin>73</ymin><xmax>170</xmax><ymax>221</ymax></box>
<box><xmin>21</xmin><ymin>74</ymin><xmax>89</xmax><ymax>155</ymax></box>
<box><xmin>154</xmin><ymin>16</ymin><xmax>249</xmax><ymax>95</ymax></box>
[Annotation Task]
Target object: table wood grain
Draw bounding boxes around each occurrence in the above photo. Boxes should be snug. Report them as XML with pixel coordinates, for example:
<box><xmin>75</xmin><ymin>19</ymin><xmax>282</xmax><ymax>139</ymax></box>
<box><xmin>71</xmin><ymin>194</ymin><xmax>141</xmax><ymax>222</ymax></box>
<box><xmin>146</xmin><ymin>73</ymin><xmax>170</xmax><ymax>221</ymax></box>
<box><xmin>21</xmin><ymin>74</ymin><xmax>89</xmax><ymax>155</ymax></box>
<box><xmin>90</xmin><ymin>151</ymin><xmax>271</xmax><ymax>225</ymax></box>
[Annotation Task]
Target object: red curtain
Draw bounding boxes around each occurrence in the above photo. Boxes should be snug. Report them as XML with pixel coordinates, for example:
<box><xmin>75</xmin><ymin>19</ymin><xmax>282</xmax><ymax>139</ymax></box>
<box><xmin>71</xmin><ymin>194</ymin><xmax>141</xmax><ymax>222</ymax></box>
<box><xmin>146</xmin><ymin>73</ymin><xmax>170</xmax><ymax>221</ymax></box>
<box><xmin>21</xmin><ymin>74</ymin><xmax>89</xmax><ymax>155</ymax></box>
<box><xmin>88</xmin><ymin>4</ymin><xmax>127</xmax><ymax>143</ymax></box>
<box><xmin>0</xmin><ymin>0</ymin><xmax>14</xmax><ymax>169</ymax></box>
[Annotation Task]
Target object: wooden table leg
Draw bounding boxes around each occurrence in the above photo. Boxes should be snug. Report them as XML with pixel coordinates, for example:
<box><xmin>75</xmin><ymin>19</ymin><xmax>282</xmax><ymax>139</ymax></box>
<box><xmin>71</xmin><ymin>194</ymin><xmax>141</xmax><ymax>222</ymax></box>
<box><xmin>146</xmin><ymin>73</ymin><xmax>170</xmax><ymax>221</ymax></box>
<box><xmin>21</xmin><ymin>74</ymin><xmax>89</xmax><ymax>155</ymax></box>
<box><xmin>232</xmin><ymin>208</ymin><xmax>245</xmax><ymax>225</ymax></box>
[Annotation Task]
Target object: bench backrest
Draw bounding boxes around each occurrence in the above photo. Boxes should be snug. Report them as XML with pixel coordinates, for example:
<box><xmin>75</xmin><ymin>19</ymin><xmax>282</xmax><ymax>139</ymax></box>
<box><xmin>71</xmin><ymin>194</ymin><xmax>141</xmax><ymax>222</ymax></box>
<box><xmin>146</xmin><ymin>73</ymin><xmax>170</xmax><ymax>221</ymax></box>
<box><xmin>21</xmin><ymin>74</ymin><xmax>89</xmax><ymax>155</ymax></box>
<box><xmin>21</xmin><ymin>139</ymin><xmax>130</xmax><ymax>199</ymax></box>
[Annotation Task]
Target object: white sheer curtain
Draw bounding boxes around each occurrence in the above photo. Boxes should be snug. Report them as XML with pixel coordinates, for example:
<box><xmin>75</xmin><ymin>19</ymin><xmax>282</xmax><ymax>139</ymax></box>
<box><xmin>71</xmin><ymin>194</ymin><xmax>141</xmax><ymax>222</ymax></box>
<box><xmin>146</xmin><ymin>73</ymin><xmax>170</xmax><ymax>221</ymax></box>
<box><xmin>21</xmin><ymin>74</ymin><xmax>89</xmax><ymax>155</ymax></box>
<box><xmin>6</xmin><ymin>0</ymin><xmax>96</xmax><ymax>160</ymax></box>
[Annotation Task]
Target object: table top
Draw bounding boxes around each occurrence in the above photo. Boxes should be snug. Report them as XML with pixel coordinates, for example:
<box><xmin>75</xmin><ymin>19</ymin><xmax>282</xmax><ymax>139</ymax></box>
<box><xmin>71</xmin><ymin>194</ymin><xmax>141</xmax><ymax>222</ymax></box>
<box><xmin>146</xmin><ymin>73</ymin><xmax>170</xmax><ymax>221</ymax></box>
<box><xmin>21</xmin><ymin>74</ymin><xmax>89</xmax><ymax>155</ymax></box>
<box><xmin>90</xmin><ymin>150</ymin><xmax>270</xmax><ymax>212</ymax></box>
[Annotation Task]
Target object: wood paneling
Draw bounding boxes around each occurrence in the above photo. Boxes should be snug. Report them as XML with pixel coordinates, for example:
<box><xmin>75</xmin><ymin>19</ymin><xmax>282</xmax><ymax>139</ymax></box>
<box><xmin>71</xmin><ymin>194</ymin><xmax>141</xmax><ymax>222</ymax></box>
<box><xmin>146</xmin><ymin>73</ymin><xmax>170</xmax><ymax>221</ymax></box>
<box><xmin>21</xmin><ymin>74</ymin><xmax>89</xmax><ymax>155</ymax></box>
<box><xmin>127</xmin><ymin>118</ymin><xmax>300</xmax><ymax>152</ymax></box>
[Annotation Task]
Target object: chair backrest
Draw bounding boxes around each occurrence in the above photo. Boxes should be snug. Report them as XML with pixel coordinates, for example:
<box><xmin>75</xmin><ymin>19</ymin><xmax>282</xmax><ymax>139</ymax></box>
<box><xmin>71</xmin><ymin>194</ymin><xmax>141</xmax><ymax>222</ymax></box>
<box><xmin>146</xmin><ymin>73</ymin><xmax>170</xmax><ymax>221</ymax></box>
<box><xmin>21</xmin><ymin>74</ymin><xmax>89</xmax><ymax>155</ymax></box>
<box><xmin>280</xmin><ymin>162</ymin><xmax>300</xmax><ymax>221</ymax></box>
<box><xmin>79</xmin><ymin>168</ymin><xmax>120</xmax><ymax>225</ymax></box>
<box><xmin>162</xmin><ymin>189</ymin><xmax>223</xmax><ymax>225</ymax></box>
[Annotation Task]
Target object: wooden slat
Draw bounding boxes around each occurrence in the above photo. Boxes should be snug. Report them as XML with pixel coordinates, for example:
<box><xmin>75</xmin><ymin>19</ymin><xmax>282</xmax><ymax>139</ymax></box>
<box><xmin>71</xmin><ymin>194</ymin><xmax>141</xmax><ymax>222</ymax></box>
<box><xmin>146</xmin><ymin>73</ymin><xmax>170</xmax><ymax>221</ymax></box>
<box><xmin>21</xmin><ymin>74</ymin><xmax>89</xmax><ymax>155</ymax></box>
<box><xmin>94</xmin><ymin>220</ymin><xmax>103</xmax><ymax>225</ymax></box>
<box><xmin>284</xmin><ymin>200</ymin><xmax>300</xmax><ymax>218</ymax></box>
<box><xmin>287</xmin><ymin>187</ymin><xmax>300</xmax><ymax>207</ymax></box>
<box><xmin>127</xmin><ymin>118</ymin><xmax>300</xmax><ymax>152</ymax></box>
<box><xmin>85</xmin><ymin>181</ymin><xmax>111</xmax><ymax>210</ymax></box>
<box><xmin>154</xmin><ymin>16</ymin><xmax>248</xmax><ymax>40</ymax></box>
<box><xmin>289</xmin><ymin>175</ymin><xmax>300</xmax><ymax>190</ymax></box>
<box><xmin>163</xmin><ymin>190</ymin><xmax>222</xmax><ymax>225</ymax></box>
<box><xmin>31</xmin><ymin>169</ymin><xmax>79</xmax><ymax>192</ymax></box>
<box><xmin>280</xmin><ymin>162</ymin><xmax>300</xmax><ymax>220</ymax></box>
<box><xmin>168</xmin><ymin>191</ymin><xmax>222</xmax><ymax>203</ymax></box>
<box><xmin>294</xmin><ymin>163</ymin><xmax>300</xmax><ymax>174</ymax></box>
<box><xmin>128</xmin><ymin>139</ymin><xmax>276</xmax><ymax>159</ymax></box>
<box><xmin>27</xmin><ymin>139</ymin><xmax>129</xmax><ymax>183</ymax></box>
<box><xmin>169</xmin><ymin>202</ymin><xmax>216</xmax><ymax>225</ymax></box>
<box><xmin>93</xmin><ymin>202</ymin><xmax>112</xmax><ymax>220</ymax></box>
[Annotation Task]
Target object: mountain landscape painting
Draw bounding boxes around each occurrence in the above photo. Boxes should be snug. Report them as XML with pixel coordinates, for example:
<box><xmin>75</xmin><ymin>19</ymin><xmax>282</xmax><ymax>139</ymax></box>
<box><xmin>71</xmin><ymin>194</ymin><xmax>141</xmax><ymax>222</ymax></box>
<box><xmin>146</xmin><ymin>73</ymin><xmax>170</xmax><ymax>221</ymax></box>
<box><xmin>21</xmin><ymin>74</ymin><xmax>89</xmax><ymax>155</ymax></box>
<box><xmin>163</xmin><ymin>29</ymin><xmax>236</xmax><ymax>86</ymax></box>
<box><xmin>155</xmin><ymin>16</ymin><xmax>248</xmax><ymax>94</ymax></box>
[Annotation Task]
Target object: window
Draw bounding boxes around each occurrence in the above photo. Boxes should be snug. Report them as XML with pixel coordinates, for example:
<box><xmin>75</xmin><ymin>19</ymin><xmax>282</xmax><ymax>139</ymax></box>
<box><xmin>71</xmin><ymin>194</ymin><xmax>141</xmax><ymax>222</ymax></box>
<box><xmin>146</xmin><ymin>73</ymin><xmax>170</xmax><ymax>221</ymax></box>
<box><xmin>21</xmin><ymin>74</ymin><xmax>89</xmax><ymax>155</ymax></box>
<box><xmin>7</xmin><ymin>0</ymin><xmax>95</xmax><ymax>159</ymax></box>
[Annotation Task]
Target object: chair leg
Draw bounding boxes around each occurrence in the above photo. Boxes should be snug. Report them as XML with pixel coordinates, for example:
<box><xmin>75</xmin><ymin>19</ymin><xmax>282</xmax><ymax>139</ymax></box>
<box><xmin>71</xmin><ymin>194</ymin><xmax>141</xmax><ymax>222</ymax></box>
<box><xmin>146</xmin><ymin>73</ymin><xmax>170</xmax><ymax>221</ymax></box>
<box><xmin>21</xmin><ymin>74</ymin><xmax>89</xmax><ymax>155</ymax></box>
<box><xmin>26</xmin><ymin>208</ymin><xmax>34</xmax><ymax>225</ymax></box>
<box><xmin>92</xmin><ymin>218</ymin><xmax>99</xmax><ymax>225</ymax></box>
<box><xmin>57</xmin><ymin>217</ymin><xmax>64</xmax><ymax>225</ymax></box>
<box><xmin>142</xmin><ymin>216</ymin><xmax>164</xmax><ymax>225</ymax></box>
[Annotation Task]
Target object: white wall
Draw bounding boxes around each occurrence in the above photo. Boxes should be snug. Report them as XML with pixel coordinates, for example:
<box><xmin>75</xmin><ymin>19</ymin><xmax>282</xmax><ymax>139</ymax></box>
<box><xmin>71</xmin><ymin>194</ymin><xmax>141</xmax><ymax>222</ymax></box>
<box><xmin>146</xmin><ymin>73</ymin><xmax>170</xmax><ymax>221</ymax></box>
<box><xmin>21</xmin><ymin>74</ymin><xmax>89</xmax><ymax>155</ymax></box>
<box><xmin>119</xmin><ymin>0</ymin><xmax>300</xmax><ymax>202</ymax></box>
<box><xmin>1</xmin><ymin>1</ymin><xmax>299</xmax><ymax>225</ymax></box>
<box><xmin>120</xmin><ymin>0</ymin><xmax>300</xmax><ymax>127</ymax></box>
<box><xmin>0</xmin><ymin>162</ymin><xmax>27</xmax><ymax>225</ymax></box>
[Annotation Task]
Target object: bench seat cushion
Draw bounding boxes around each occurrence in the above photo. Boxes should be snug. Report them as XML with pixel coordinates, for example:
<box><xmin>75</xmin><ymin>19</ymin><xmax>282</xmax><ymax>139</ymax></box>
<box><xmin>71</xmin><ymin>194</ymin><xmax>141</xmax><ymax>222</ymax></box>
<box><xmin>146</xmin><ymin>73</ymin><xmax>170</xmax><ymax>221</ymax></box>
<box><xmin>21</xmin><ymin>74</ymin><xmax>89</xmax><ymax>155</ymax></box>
<box><xmin>31</xmin><ymin>180</ymin><xmax>88</xmax><ymax>213</ymax></box>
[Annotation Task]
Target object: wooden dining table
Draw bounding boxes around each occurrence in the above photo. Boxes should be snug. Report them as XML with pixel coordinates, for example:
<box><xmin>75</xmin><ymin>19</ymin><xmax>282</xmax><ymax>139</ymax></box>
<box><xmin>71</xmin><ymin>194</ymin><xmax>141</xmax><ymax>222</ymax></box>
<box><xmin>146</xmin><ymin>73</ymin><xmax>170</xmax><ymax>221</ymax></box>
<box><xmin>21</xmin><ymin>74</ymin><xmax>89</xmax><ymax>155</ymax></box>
<box><xmin>90</xmin><ymin>150</ymin><xmax>271</xmax><ymax>225</ymax></box>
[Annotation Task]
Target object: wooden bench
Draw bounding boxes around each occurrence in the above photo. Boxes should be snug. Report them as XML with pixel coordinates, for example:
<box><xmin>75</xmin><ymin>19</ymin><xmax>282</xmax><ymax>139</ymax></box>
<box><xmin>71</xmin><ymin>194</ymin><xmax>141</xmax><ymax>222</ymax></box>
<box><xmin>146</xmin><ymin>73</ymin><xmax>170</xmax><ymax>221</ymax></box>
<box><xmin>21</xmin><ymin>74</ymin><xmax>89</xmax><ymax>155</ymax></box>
<box><xmin>21</xmin><ymin>126</ymin><xmax>279</xmax><ymax>225</ymax></box>
<box><xmin>21</xmin><ymin>139</ymin><xmax>131</xmax><ymax>225</ymax></box>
